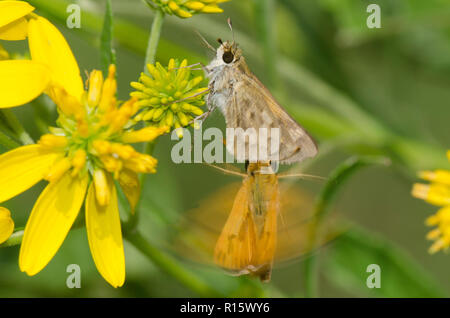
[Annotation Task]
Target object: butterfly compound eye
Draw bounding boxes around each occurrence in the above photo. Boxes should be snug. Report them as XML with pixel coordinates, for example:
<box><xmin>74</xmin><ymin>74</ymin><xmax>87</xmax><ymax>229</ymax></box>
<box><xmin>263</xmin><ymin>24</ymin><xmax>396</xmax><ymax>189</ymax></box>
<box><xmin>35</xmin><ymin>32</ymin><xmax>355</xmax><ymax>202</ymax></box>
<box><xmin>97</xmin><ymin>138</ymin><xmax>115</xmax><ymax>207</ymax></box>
<box><xmin>222</xmin><ymin>51</ymin><xmax>234</xmax><ymax>64</ymax></box>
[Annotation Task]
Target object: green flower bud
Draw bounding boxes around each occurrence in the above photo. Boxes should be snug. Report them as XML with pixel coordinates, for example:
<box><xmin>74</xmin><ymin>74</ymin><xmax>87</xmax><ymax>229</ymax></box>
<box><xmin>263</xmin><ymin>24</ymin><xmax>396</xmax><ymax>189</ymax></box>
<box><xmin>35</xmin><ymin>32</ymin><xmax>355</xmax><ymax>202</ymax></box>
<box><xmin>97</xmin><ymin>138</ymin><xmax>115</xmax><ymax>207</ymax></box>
<box><xmin>147</xmin><ymin>0</ymin><xmax>229</xmax><ymax>18</ymax></box>
<box><xmin>131</xmin><ymin>59</ymin><xmax>207</xmax><ymax>131</ymax></box>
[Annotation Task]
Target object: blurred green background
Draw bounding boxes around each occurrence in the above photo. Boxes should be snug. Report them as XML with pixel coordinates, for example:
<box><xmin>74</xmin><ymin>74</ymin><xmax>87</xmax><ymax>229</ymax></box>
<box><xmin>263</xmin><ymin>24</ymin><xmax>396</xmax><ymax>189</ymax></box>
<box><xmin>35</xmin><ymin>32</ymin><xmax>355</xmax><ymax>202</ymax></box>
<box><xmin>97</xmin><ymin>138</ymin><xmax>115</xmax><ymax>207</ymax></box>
<box><xmin>1</xmin><ymin>0</ymin><xmax>450</xmax><ymax>297</ymax></box>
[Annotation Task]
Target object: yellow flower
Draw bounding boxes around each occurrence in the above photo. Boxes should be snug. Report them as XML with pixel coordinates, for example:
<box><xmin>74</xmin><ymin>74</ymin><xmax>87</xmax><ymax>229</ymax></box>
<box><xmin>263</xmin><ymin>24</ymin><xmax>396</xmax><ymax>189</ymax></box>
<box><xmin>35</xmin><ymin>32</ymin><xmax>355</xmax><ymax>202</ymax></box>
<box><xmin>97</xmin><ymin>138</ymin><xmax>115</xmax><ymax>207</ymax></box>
<box><xmin>0</xmin><ymin>207</ymin><xmax>14</xmax><ymax>244</ymax></box>
<box><xmin>412</xmin><ymin>150</ymin><xmax>450</xmax><ymax>253</ymax></box>
<box><xmin>148</xmin><ymin>0</ymin><xmax>229</xmax><ymax>18</ymax></box>
<box><xmin>131</xmin><ymin>59</ymin><xmax>207</xmax><ymax>135</ymax></box>
<box><xmin>0</xmin><ymin>18</ymin><xmax>167</xmax><ymax>287</ymax></box>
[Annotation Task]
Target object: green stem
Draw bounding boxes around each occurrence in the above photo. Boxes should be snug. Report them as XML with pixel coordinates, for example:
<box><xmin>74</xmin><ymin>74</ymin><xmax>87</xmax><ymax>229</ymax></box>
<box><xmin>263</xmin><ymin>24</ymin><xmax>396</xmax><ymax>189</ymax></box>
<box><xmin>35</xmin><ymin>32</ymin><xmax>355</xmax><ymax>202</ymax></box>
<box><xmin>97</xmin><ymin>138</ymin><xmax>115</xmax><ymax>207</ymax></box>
<box><xmin>144</xmin><ymin>9</ymin><xmax>164</xmax><ymax>72</ymax></box>
<box><xmin>0</xmin><ymin>110</ymin><xmax>34</xmax><ymax>145</ymax></box>
<box><xmin>0</xmin><ymin>129</ymin><xmax>21</xmax><ymax>150</ymax></box>
<box><xmin>125</xmin><ymin>230</ymin><xmax>221</xmax><ymax>297</ymax></box>
<box><xmin>0</xmin><ymin>229</ymin><xmax>24</xmax><ymax>247</ymax></box>
<box><xmin>126</xmin><ymin>3</ymin><xmax>163</xmax><ymax>230</ymax></box>
<box><xmin>136</xmin><ymin>6</ymin><xmax>163</xmax><ymax>220</ymax></box>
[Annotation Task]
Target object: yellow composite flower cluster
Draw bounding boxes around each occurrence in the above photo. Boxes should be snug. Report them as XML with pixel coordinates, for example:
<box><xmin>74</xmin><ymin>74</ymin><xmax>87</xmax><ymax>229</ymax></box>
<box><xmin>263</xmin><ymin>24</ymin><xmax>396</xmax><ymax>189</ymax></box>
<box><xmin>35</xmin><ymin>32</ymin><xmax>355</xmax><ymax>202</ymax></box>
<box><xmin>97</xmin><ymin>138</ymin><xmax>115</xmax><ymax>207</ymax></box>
<box><xmin>0</xmin><ymin>1</ymin><xmax>168</xmax><ymax>287</ymax></box>
<box><xmin>148</xmin><ymin>0</ymin><xmax>228</xmax><ymax>18</ymax></box>
<box><xmin>412</xmin><ymin>151</ymin><xmax>450</xmax><ymax>254</ymax></box>
<box><xmin>131</xmin><ymin>59</ymin><xmax>207</xmax><ymax>134</ymax></box>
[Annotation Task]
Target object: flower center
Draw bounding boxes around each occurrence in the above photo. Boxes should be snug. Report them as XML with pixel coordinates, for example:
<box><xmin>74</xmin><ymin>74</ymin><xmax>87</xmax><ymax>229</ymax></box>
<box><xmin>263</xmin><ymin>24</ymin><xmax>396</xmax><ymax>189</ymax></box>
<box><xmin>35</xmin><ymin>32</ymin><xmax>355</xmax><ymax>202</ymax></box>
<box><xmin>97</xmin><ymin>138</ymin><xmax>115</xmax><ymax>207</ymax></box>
<box><xmin>38</xmin><ymin>65</ymin><xmax>161</xmax><ymax>183</ymax></box>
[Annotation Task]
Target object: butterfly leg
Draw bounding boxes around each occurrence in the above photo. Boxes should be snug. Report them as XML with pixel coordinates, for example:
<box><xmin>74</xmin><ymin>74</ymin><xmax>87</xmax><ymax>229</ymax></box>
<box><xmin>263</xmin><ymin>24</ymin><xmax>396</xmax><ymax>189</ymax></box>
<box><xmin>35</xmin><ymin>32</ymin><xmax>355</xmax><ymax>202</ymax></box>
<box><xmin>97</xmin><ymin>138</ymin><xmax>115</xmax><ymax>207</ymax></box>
<box><xmin>190</xmin><ymin>94</ymin><xmax>216</xmax><ymax>125</ymax></box>
<box><xmin>194</xmin><ymin>104</ymin><xmax>216</xmax><ymax>122</ymax></box>
<box><xmin>169</xmin><ymin>63</ymin><xmax>202</xmax><ymax>71</ymax></box>
<box><xmin>199</xmin><ymin>62</ymin><xmax>210</xmax><ymax>74</ymax></box>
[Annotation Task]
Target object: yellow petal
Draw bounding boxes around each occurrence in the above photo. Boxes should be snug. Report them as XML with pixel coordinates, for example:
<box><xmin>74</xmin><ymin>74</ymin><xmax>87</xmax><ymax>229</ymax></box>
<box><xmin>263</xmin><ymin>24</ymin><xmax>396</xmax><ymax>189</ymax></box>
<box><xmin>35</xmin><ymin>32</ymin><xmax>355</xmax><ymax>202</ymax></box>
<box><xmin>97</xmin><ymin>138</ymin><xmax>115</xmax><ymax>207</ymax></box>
<box><xmin>19</xmin><ymin>173</ymin><xmax>88</xmax><ymax>275</ymax></box>
<box><xmin>0</xmin><ymin>60</ymin><xmax>50</xmax><ymax>108</ymax></box>
<box><xmin>87</xmin><ymin>70</ymin><xmax>104</xmax><ymax>107</ymax></box>
<box><xmin>48</xmin><ymin>84</ymin><xmax>84</xmax><ymax>117</ymax></box>
<box><xmin>98</xmin><ymin>65</ymin><xmax>117</xmax><ymax>113</ymax></box>
<box><xmin>93</xmin><ymin>169</ymin><xmax>110</xmax><ymax>206</ymax></box>
<box><xmin>0</xmin><ymin>1</ymin><xmax>34</xmax><ymax>28</ymax></box>
<box><xmin>0</xmin><ymin>207</ymin><xmax>14</xmax><ymax>244</ymax></box>
<box><xmin>28</xmin><ymin>16</ymin><xmax>83</xmax><ymax>102</ymax></box>
<box><xmin>38</xmin><ymin>134</ymin><xmax>68</xmax><ymax>149</ymax></box>
<box><xmin>185</xmin><ymin>1</ymin><xmax>205</xmax><ymax>10</ymax></box>
<box><xmin>118</xmin><ymin>169</ymin><xmax>140</xmax><ymax>214</ymax></box>
<box><xmin>168</xmin><ymin>1</ymin><xmax>180</xmax><ymax>11</ymax></box>
<box><xmin>175</xmin><ymin>9</ymin><xmax>193</xmax><ymax>18</ymax></box>
<box><xmin>121</xmin><ymin>126</ymin><xmax>168</xmax><ymax>143</ymax></box>
<box><xmin>201</xmin><ymin>5</ymin><xmax>223</xmax><ymax>13</ymax></box>
<box><xmin>418</xmin><ymin>170</ymin><xmax>450</xmax><ymax>186</ymax></box>
<box><xmin>0</xmin><ymin>17</ymin><xmax>28</xmax><ymax>41</ymax></box>
<box><xmin>44</xmin><ymin>157</ymin><xmax>72</xmax><ymax>183</ymax></box>
<box><xmin>86</xmin><ymin>176</ymin><xmax>125</xmax><ymax>287</ymax></box>
<box><xmin>0</xmin><ymin>145</ymin><xmax>61</xmax><ymax>203</ymax></box>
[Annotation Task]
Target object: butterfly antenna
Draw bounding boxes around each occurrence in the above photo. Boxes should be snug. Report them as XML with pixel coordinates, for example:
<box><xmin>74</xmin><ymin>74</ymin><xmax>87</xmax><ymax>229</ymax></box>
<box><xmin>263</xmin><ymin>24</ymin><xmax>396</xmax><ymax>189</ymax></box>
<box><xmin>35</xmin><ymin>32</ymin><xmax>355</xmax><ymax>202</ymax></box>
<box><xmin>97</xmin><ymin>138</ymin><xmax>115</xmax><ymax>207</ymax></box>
<box><xmin>204</xmin><ymin>162</ymin><xmax>246</xmax><ymax>178</ymax></box>
<box><xmin>195</xmin><ymin>30</ymin><xmax>216</xmax><ymax>53</ymax></box>
<box><xmin>227</xmin><ymin>18</ymin><xmax>236</xmax><ymax>46</ymax></box>
<box><xmin>277</xmin><ymin>172</ymin><xmax>326</xmax><ymax>181</ymax></box>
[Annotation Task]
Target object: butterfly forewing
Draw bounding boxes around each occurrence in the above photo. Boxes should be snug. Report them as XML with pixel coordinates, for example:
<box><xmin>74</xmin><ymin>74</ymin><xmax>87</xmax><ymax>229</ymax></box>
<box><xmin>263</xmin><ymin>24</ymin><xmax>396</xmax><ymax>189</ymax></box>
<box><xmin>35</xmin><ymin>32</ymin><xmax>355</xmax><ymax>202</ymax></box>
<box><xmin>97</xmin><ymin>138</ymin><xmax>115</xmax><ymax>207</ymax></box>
<box><xmin>207</xmin><ymin>41</ymin><xmax>318</xmax><ymax>164</ymax></box>
<box><xmin>171</xmin><ymin>179</ymin><xmax>338</xmax><ymax>277</ymax></box>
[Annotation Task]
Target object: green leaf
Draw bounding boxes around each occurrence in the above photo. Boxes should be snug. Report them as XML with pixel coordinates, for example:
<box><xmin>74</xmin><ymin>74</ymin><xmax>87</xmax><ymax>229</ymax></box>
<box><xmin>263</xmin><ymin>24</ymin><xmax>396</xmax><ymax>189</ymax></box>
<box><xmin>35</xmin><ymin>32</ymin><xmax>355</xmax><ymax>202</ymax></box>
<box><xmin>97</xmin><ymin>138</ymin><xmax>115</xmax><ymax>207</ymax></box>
<box><xmin>315</xmin><ymin>156</ymin><xmax>391</xmax><ymax>221</ymax></box>
<box><xmin>0</xmin><ymin>129</ymin><xmax>20</xmax><ymax>150</ymax></box>
<box><xmin>325</xmin><ymin>226</ymin><xmax>448</xmax><ymax>297</ymax></box>
<box><xmin>100</xmin><ymin>0</ymin><xmax>115</xmax><ymax>74</ymax></box>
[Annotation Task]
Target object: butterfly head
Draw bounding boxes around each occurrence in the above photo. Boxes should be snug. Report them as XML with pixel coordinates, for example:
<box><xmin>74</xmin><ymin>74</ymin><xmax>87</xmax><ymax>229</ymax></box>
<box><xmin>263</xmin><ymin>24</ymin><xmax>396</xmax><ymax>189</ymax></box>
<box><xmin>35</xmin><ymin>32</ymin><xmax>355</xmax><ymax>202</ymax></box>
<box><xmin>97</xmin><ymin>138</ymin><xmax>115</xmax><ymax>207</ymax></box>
<box><xmin>215</xmin><ymin>38</ymin><xmax>241</xmax><ymax>66</ymax></box>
